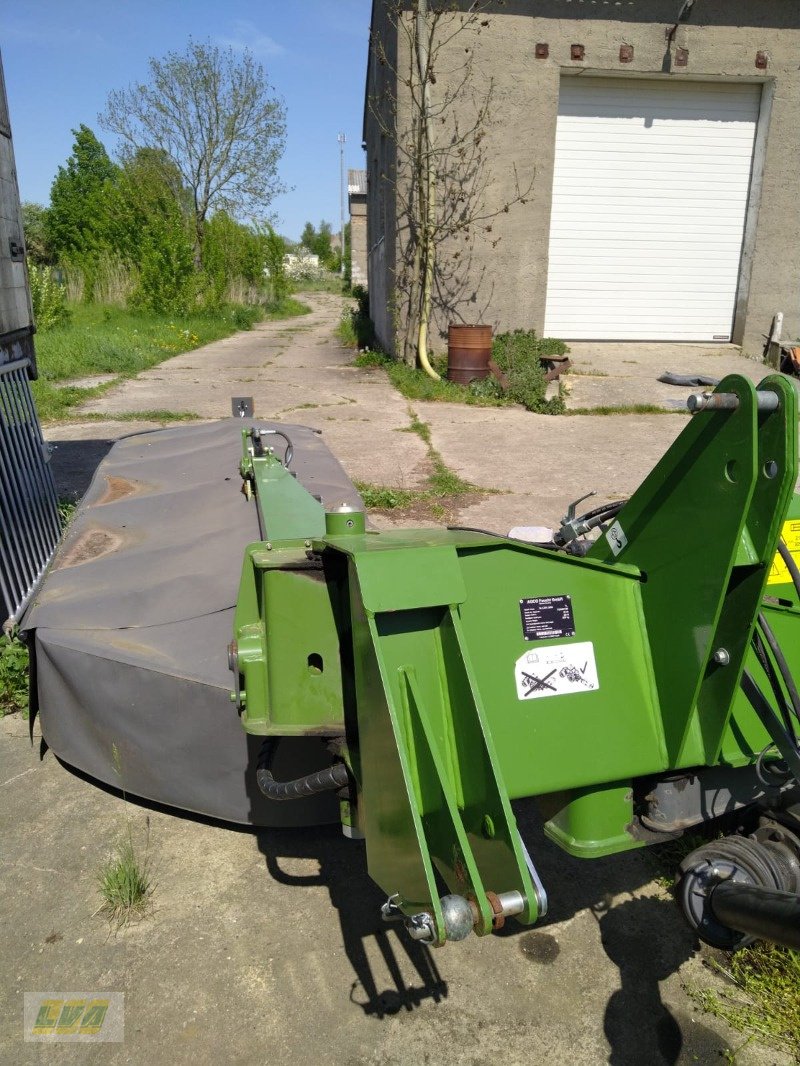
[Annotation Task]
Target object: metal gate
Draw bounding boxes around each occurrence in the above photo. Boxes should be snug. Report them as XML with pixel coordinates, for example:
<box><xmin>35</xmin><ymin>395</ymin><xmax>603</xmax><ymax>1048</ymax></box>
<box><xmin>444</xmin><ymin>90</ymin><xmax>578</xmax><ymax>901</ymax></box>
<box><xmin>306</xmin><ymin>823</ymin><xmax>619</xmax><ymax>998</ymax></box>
<box><xmin>0</xmin><ymin>354</ymin><xmax>60</xmax><ymax>628</ymax></box>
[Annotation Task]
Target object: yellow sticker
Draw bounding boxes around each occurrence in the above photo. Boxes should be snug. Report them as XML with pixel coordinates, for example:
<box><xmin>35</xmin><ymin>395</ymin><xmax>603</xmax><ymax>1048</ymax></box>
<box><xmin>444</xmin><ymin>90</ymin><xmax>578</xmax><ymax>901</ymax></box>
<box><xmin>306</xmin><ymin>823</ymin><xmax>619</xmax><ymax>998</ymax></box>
<box><xmin>767</xmin><ymin>519</ymin><xmax>800</xmax><ymax>585</ymax></box>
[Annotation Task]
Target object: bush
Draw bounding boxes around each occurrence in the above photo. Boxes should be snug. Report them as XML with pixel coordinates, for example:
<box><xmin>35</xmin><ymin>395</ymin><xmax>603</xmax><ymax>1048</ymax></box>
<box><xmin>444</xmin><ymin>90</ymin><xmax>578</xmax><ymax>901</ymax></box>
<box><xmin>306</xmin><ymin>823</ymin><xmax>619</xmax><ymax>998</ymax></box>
<box><xmin>0</xmin><ymin>632</ymin><xmax>29</xmax><ymax>716</ymax></box>
<box><xmin>28</xmin><ymin>264</ymin><xmax>70</xmax><ymax>331</ymax></box>
<box><xmin>492</xmin><ymin>329</ymin><xmax>567</xmax><ymax>413</ymax></box>
<box><xmin>336</xmin><ymin>285</ymin><xmax>374</xmax><ymax>349</ymax></box>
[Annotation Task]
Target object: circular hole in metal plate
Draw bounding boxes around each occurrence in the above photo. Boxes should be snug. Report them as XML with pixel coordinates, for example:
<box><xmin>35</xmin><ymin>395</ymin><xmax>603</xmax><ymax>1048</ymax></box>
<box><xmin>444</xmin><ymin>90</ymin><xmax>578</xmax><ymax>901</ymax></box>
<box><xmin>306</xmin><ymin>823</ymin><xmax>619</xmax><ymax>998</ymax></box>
<box><xmin>764</xmin><ymin>459</ymin><xmax>778</xmax><ymax>480</ymax></box>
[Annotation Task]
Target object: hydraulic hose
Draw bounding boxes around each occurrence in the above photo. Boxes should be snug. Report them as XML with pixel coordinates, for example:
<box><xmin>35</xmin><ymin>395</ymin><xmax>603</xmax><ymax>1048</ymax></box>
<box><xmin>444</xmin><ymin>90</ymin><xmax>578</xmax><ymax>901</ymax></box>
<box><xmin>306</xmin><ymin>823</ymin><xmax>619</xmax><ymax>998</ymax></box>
<box><xmin>757</xmin><ymin>612</ymin><xmax>800</xmax><ymax>727</ymax></box>
<box><xmin>256</xmin><ymin>741</ymin><xmax>349</xmax><ymax>802</ymax></box>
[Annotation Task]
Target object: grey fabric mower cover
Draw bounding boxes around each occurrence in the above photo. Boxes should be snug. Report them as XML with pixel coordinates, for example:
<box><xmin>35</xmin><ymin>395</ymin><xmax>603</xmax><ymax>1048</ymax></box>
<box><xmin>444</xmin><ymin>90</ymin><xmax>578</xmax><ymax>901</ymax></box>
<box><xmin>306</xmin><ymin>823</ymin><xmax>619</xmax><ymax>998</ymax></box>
<box><xmin>23</xmin><ymin>420</ymin><xmax>362</xmax><ymax>826</ymax></box>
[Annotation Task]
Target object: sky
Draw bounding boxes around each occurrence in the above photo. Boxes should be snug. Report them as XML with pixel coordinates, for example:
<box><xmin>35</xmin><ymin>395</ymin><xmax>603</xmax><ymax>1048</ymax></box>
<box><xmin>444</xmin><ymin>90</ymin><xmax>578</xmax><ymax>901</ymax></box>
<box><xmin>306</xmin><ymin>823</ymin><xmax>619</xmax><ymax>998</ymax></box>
<box><xmin>1</xmin><ymin>0</ymin><xmax>371</xmax><ymax>241</ymax></box>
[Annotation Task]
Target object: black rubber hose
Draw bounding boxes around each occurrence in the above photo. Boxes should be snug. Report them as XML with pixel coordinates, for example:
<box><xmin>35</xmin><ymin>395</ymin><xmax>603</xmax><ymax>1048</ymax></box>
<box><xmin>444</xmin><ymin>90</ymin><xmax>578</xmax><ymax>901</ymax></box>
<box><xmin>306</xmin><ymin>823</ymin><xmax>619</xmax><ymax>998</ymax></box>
<box><xmin>256</xmin><ymin>743</ymin><xmax>349</xmax><ymax>802</ymax></box>
<box><xmin>751</xmin><ymin>627</ymin><xmax>797</xmax><ymax>743</ymax></box>
<box><xmin>552</xmin><ymin>501</ymin><xmax>627</xmax><ymax>547</ymax></box>
<box><xmin>758</xmin><ymin>612</ymin><xmax>800</xmax><ymax>726</ymax></box>
<box><xmin>266</xmin><ymin>429</ymin><xmax>294</xmax><ymax>468</ymax></box>
<box><xmin>573</xmin><ymin>499</ymin><xmax>627</xmax><ymax>523</ymax></box>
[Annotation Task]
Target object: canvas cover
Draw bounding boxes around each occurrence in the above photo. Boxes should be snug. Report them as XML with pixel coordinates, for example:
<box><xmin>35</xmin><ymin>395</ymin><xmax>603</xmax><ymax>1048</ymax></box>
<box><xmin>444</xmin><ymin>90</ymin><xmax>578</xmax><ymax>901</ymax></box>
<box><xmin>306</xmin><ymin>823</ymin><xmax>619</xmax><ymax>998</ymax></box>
<box><xmin>23</xmin><ymin>419</ymin><xmax>363</xmax><ymax>826</ymax></box>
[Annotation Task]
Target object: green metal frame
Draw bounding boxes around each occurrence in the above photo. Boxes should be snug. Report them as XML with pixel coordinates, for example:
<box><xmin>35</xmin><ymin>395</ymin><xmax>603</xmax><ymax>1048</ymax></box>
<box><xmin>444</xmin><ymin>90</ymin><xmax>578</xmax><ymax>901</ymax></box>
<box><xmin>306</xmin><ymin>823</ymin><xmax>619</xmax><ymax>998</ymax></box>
<box><xmin>231</xmin><ymin>377</ymin><xmax>800</xmax><ymax>943</ymax></box>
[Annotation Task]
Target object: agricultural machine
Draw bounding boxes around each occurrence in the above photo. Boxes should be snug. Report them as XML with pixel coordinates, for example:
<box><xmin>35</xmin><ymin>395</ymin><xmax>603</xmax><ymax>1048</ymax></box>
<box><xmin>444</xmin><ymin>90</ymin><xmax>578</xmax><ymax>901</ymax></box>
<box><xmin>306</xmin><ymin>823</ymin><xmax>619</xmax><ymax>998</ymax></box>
<box><xmin>16</xmin><ymin>373</ymin><xmax>800</xmax><ymax>953</ymax></box>
<box><xmin>1</xmin><ymin>47</ymin><xmax>798</xmax><ymax>959</ymax></box>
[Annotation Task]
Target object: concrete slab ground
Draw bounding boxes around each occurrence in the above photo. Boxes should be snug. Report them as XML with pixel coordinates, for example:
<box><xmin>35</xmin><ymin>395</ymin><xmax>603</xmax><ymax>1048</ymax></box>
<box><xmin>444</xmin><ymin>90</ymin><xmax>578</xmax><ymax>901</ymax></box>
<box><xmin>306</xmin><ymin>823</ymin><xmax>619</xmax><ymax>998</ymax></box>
<box><xmin>563</xmin><ymin>340</ymin><xmax>773</xmax><ymax>411</ymax></box>
<box><xmin>1</xmin><ymin>294</ymin><xmax>790</xmax><ymax>1065</ymax></box>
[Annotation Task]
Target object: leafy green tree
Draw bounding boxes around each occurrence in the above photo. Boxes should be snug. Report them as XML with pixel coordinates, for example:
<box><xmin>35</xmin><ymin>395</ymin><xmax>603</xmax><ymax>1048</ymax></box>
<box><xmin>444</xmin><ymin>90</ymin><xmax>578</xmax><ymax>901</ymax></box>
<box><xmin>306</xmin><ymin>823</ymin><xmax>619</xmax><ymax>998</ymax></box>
<box><xmin>46</xmin><ymin>125</ymin><xmax>119</xmax><ymax>298</ymax></box>
<box><xmin>300</xmin><ymin>220</ymin><xmax>336</xmax><ymax>268</ymax></box>
<box><xmin>129</xmin><ymin>211</ymin><xmax>195</xmax><ymax>314</ymax></box>
<box><xmin>202</xmin><ymin>211</ymin><xmax>264</xmax><ymax>304</ymax></box>
<box><xmin>100</xmin><ymin>39</ymin><xmax>287</xmax><ymax>268</ymax></box>
<box><xmin>260</xmin><ymin>225</ymin><xmax>289</xmax><ymax>302</ymax></box>
<box><xmin>20</xmin><ymin>203</ymin><xmax>53</xmax><ymax>265</ymax></box>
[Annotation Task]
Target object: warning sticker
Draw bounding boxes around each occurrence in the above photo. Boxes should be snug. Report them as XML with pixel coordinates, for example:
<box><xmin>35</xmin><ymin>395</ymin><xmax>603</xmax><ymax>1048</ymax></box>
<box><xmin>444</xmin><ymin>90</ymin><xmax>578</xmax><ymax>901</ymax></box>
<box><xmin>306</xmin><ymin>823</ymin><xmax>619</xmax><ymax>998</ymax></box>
<box><xmin>514</xmin><ymin>641</ymin><xmax>599</xmax><ymax>700</ymax></box>
<box><xmin>606</xmin><ymin>521</ymin><xmax>627</xmax><ymax>557</ymax></box>
<box><xmin>768</xmin><ymin>520</ymin><xmax>800</xmax><ymax>586</ymax></box>
<box><xmin>519</xmin><ymin>595</ymin><xmax>575</xmax><ymax>641</ymax></box>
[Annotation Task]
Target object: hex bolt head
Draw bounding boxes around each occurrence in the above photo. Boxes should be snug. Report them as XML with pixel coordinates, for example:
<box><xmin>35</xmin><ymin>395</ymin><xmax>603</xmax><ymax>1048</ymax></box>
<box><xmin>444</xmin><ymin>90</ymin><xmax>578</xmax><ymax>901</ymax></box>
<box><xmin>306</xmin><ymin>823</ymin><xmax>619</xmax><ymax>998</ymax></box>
<box><xmin>713</xmin><ymin>648</ymin><xmax>731</xmax><ymax>666</ymax></box>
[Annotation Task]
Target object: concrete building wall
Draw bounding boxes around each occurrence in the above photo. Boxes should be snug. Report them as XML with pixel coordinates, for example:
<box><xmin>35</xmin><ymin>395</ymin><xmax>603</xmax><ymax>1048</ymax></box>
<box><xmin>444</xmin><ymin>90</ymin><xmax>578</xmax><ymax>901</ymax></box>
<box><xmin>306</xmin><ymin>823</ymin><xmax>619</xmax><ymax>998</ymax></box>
<box><xmin>364</xmin><ymin>0</ymin><xmax>398</xmax><ymax>353</ymax></box>
<box><xmin>349</xmin><ymin>195</ymin><xmax>368</xmax><ymax>288</ymax></box>
<box><xmin>365</xmin><ymin>1</ymin><xmax>800</xmax><ymax>358</ymax></box>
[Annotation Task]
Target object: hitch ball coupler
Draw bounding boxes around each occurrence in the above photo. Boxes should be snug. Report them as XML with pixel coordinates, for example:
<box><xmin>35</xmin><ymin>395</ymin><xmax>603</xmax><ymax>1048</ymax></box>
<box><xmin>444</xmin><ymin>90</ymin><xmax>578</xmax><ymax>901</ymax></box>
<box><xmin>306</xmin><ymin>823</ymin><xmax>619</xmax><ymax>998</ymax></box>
<box><xmin>397</xmin><ymin>892</ymin><xmax>527</xmax><ymax>944</ymax></box>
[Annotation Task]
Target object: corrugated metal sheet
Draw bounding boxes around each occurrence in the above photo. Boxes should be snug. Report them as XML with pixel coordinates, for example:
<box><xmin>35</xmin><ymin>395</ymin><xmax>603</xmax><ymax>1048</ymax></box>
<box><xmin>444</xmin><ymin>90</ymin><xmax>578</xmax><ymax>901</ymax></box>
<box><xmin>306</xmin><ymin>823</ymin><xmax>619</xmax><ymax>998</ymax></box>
<box><xmin>544</xmin><ymin>77</ymin><xmax>760</xmax><ymax>341</ymax></box>
<box><xmin>348</xmin><ymin>168</ymin><xmax>367</xmax><ymax>196</ymax></box>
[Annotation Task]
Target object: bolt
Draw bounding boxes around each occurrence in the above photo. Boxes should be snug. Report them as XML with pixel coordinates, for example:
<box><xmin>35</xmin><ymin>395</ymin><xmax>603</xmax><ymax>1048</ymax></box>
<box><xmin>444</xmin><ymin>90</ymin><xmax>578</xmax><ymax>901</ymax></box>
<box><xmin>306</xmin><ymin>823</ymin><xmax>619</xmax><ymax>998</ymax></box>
<box><xmin>713</xmin><ymin>648</ymin><xmax>730</xmax><ymax>666</ymax></box>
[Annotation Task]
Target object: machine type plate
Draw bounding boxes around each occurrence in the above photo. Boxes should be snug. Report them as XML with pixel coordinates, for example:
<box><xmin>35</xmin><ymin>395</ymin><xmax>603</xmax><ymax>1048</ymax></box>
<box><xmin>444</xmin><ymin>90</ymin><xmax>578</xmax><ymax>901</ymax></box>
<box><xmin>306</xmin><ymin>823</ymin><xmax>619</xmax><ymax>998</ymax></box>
<box><xmin>514</xmin><ymin>642</ymin><xmax>599</xmax><ymax>700</ymax></box>
<box><xmin>519</xmin><ymin>595</ymin><xmax>575</xmax><ymax>641</ymax></box>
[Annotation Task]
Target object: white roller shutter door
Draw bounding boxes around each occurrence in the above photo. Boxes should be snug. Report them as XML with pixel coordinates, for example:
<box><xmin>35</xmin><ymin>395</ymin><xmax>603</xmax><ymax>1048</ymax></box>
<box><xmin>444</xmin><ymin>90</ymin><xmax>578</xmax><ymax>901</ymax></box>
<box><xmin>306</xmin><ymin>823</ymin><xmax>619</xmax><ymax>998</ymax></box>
<box><xmin>544</xmin><ymin>77</ymin><xmax>760</xmax><ymax>341</ymax></box>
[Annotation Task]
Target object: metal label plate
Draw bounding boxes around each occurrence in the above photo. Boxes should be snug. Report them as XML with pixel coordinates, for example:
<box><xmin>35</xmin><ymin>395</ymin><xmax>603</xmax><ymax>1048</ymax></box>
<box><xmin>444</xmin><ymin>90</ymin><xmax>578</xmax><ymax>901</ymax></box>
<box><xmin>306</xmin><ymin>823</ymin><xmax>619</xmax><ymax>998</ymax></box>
<box><xmin>519</xmin><ymin>595</ymin><xmax>574</xmax><ymax>641</ymax></box>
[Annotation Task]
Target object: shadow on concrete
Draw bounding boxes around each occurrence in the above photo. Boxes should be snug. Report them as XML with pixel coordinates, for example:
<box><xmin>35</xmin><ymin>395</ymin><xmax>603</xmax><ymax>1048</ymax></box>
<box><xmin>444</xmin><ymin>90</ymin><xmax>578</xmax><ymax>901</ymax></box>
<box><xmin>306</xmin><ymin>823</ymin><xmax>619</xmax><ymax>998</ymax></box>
<box><xmin>51</xmin><ymin>756</ymin><xmax>730</xmax><ymax>1047</ymax></box>
<box><xmin>255</xmin><ymin>825</ymin><xmax>449</xmax><ymax>1018</ymax></box>
<box><xmin>48</xmin><ymin>438</ymin><xmax>114</xmax><ymax>500</ymax></box>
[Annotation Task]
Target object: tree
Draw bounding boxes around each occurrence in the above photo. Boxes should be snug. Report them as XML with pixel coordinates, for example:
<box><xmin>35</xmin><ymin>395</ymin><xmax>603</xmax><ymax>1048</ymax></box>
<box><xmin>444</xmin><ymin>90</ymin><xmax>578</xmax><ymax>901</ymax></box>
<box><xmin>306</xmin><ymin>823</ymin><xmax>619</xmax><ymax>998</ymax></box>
<box><xmin>46</xmin><ymin>125</ymin><xmax>120</xmax><ymax>298</ymax></box>
<box><xmin>20</xmin><ymin>203</ymin><xmax>52</xmax><ymax>265</ymax></box>
<box><xmin>99</xmin><ymin>39</ymin><xmax>287</xmax><ymax>268</ymax></box>
<box><xmin>300</xmin><ymin>220</ymin><xmax>336</xmax><ymax>269</ymax></box>
<box><xmin>370</xmin><ymin>1</ymin><xmax>532</xmax><ymax>375</ymax></box>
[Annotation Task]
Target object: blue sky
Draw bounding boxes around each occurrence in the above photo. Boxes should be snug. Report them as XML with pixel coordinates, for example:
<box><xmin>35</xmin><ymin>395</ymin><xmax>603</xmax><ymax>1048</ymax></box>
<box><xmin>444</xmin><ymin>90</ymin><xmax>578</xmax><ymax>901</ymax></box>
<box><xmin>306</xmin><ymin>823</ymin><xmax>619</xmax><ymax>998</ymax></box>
<box><xmin>1</xmin><ymin>0</ymin><xmax>371</xmax><ymax>241</ymax></box>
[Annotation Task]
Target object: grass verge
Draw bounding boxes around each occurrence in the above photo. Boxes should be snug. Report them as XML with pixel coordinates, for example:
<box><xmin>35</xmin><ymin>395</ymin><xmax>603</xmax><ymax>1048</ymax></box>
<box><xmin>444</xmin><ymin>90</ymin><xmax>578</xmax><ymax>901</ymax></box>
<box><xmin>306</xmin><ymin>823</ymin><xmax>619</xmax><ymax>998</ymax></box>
<box><xmin>31</xmin><ymin>299</ymin><xmax>303</xmax><ymax>422</ymax></box>
<box><xmin>56</xmin><ymin>409</ymin><xmax>203</xmax><ymax>424</ymax></box>
<box><xmin>565</xmin><ymin>404</ymin><xmax>688</xmax><ymax>416</ymax></box>
<box><xmin>261</xmin><ymin>297</ymin><xmax>311</xmax><ymax>320</ymax></box>
<box><xmin>354</xmin><ymin>349</ymin><xmax>510</xmax><ymax>408</ymax></box>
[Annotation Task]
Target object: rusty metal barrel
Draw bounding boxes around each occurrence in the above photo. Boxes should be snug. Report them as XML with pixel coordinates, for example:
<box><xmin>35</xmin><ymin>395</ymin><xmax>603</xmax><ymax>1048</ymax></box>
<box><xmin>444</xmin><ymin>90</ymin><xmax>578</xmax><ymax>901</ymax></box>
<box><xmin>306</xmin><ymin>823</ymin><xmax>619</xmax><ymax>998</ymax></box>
<box><xmin>447</xmin><ymin>324</ymin><xmax>492</xmax><ymax>384</ymax></box>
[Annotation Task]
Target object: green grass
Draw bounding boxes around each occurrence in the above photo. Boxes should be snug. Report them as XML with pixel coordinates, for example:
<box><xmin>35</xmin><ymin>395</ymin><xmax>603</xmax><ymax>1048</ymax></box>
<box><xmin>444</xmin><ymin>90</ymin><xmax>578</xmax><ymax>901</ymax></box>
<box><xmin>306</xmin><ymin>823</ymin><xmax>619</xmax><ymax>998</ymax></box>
<box><xmin>58</xmin><ymin>409</ymin><xmax>202</xmax><ymax>424</ymax></box>
<box><xmin>30</xmin><ymin>300</ymin><xmax>293</xmax><ymax>422</ymax></box>
<box><xmin>97</xmin><ymin>830</ymin><xmax>153</xmax><ymax>927</ymax></box>
<box><xmin>565</xmin><ymin>404</ymin><xmax>687</xmax><ymax>416</ymax></box>
<box><xmin>261</xmin><ymin>297</ymin><xmax>311</xmax><ymax>320</ymax></box>
<box><xmin>356</xmin><ymin>484</ymin><xmax>422</xmax><ymax>510</ymax></box>
<box><xmin>354</xmin><ymin>350</ymin><xmax>510</xmax><ymax>408</ymax></box>
<box><xmin>296</xmin><ymin>274</ymin><xmax>348</xmax><ymax>294</ymax></box>
<box><xmin>0</xmin><ymin>632</ymin><xmax>28</xmax><ymax>716</ymax></box>
<box><xmin>690</xmin><ymin>945</ymin><xmax>800</xmax><ymax>1061</ymax></box>
<box><xmin>356</xmin><ymin>407</ymin><xmax>492</xmax><ymax>519</ymax></box>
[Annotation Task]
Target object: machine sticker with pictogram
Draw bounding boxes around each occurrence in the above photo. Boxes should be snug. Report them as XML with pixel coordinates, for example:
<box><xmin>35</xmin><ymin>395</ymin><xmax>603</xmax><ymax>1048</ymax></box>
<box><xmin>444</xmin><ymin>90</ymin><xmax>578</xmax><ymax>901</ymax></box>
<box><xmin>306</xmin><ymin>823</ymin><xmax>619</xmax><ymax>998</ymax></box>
<box><xmin>514</xmin><ymin>641</ymin><xmax>599</xmax><ymax>700</ymax></box>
